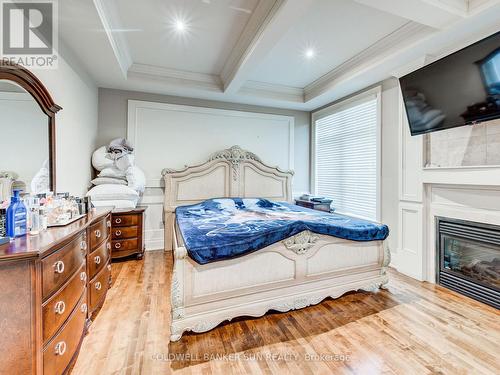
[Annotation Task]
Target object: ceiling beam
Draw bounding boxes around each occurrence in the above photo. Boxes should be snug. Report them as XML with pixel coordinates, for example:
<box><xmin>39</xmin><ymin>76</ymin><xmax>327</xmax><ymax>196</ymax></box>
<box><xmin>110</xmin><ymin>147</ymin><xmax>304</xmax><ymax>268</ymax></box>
<box><xmin>221</xmin><ymin>0</ymin><xmax>315</xmax><ymax>95</ymax></box>
<box><xmin>93</xmin><ymin>0</ymin><xmax>132</xmax><ymax>79</ymax></box>
<box><xmin>353</xmin><ymin>0</ymin><xmax>467</xmax><ymax>29</ymax></box>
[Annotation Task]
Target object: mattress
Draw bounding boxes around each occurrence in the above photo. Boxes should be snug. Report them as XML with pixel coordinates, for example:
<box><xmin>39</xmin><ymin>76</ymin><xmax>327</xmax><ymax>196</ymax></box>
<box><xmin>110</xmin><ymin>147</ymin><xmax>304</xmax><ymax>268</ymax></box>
<box><xmin>175</xmin><ymin>198</ymin><xmax>389</xmax><ymax>265</ymax></box>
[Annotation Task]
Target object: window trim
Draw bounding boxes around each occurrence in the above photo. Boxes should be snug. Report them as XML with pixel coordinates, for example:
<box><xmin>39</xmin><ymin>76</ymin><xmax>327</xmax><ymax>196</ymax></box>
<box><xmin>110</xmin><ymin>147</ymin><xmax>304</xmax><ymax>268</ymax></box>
<box><xmin>311</xmin><ymin>86</ymin><xmax>382</xmax><ymax>222</ymax></box>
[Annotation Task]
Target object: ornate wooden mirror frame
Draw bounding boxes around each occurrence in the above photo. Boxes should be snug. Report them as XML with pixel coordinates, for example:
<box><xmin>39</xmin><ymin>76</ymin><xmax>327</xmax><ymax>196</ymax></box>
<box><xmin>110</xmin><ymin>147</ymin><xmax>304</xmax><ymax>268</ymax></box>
<box><xmin>0</xmin><ymin>61</ymin><xmax>61</xmax><ymax>192</ymax></box>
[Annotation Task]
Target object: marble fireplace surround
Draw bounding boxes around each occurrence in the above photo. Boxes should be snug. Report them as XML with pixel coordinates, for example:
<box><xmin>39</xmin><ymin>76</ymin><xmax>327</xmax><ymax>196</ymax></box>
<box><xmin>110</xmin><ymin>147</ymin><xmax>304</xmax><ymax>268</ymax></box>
<box><xmin>424</xmin><ymin>183</ymin><xmax>500</xmax><ymax>283</ymax></box>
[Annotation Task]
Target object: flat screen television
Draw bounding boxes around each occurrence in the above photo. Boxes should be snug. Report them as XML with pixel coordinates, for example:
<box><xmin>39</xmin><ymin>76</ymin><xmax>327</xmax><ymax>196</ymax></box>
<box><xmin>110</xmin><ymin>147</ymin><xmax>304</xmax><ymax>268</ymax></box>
<box><xmin>400</xmin><ymin>32</ymin><xmax>500</xmax><ymax>136</ymax></box>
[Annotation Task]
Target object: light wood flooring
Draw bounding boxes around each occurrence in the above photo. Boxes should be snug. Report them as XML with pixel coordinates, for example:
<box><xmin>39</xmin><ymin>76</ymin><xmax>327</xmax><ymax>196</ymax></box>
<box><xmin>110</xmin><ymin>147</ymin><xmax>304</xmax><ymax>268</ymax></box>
<box><xmin>72</xmin><ymin>250</ymin><xmax>500</xmax><ymax>375</ymax></box>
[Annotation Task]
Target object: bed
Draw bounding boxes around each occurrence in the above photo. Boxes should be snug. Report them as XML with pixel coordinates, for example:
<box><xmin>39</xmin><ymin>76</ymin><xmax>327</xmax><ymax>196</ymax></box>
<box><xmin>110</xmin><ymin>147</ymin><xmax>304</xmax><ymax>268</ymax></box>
<box><xmin>163</xmin><ymin>145</ymin><xmax>390</xmax><ymax>341</ymax></box>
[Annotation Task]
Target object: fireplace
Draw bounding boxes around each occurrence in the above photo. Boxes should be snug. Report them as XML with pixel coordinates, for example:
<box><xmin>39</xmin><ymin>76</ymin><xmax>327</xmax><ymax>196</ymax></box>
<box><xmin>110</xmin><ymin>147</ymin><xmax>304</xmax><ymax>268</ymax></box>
<box><xmin>436</xmin><ymin>217</ymin><xmax>500</xmax><ymax>309</ymax></box>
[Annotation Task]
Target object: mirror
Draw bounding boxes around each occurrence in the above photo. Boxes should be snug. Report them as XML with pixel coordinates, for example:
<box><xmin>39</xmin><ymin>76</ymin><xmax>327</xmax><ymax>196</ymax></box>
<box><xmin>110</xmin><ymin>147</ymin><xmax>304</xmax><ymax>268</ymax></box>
<box><xmin>0</xmin><ymin>80</ymin><xmax>50</xmax><ymax>197</ymax></box>
<box><xmin>0</xmin><ymin>62</ymin><xmax>61</xmax><ymax>204</ymax></box>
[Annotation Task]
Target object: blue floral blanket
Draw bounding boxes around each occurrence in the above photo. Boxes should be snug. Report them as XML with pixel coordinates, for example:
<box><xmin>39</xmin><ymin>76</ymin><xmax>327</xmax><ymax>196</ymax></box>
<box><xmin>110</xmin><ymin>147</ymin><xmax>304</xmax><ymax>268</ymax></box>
<box><xmin>175</xmin><ymin>198</ymin><xmax>389</xmax><ymax>264</ymax></box>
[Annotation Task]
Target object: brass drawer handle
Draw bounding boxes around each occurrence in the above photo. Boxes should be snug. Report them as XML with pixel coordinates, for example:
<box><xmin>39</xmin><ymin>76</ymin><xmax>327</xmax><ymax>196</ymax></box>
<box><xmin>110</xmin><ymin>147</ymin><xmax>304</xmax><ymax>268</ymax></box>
<box><xmin>95</xmin><ymin>281</ymin><xmax>102</xmax><ymax>290</ymax></box>
<box><xmin>54</xmin><ymin>341</ymin><xmax>66</xmax><ymax>356</ymax></box>
<box><xmin>94</xmin><ymin>255</ymin><xmax>101</xmax><ymax>265</ymax></box>
<box><xmin>115</xmin><ymin>230</ymin><xmax>122</xmax><ymax>236</ymax></box>
<box><xmin>81</xmin><ymin>303</ymin><xmax>87</xmax><ymax>314</ymax></box>
<box><xmin>107</xmin><ymin>220</ymin><xmax>111</xmax><ymax>228</ymax></box>
<box><xmin>53</xmin><ymin>261</ymin><xmax>65</xmax><ymax>274</ymax></box>
<box><xmin>106</xmin><ymin>242</ymin><xmax>111</xmax><ymax>250</ymax></box>
<box><xmin>115</xmin><ymin>218</ymin><xmax>122</xmax><ymax>224</ymax></box>
<box><xmin>95</xmin><ymin>229</ymin><xmax>101</xmax><ymax>238</ymax></box>
<box><xmin>115</xmin><ymin>243</ymin><xmax>121</xmax><ymax>249</ymax></box>
<box><xmin>80</xmin><ymin>271</ymin><xmax>87</xmax><ymax>283</ymax></box>
<box><xmin>54</xmin><ymin>301</ymin><xmax>66</xmax><ymax>315</ymax></box>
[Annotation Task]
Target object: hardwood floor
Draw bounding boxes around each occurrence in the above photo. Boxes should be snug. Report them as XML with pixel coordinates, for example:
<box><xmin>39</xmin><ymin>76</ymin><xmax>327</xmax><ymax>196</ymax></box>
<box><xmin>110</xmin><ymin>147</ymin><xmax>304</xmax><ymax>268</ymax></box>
<box><xmin>72</xmin><ymin>250</ymin><xmax>500</xmax><ymax>375</ymax></box>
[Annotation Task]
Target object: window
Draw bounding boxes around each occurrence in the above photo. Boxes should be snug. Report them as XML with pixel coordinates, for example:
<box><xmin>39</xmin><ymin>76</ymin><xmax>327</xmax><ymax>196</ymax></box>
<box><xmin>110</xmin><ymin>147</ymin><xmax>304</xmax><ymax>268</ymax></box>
<box><xmin>312</xmin><ymin>87</ymin><xmax>381</xmax><ymax>221</ymax></box>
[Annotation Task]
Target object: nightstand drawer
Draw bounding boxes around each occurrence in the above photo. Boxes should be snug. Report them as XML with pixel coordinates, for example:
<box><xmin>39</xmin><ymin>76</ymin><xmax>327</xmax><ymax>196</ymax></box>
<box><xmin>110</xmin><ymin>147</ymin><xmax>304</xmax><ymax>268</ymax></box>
<box><xmin>112</xmin><ymin>238</ymin><xmax>138</xmax><ymax>252</ymax></box>
<box><xmin>112</xmin><ymin>214</ymin><xmax>138</xmax><ymax>227</ymax></box>
<box><xmin>112</xmin><ymin>225</ymin><xmax>138</xmax><ymax>240</ymax></box>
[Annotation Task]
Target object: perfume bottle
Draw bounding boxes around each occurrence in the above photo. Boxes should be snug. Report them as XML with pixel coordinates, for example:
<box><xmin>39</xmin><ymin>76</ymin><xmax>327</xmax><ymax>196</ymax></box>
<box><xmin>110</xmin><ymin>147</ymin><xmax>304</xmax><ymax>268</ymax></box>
<box><xmin>29</xmin><ymin>206</ymin><xmax>40</xmax><ymax>235</ymax></box>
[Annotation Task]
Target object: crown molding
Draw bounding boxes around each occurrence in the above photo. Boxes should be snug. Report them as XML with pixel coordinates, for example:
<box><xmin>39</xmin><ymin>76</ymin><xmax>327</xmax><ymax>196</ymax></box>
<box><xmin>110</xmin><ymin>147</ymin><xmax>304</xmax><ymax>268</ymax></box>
<box><xmin>425</xmin><ymin>0</ymin><xmax>468</xmax><ymax>15</ymax></box>
<box><xmin>304</xmin><ymin>22</ymin><xmax>433</xmax><ymax>102</ymax></box>
<box><xmin>468</xmin><ymin>0</ymin><xmax>500</xmax><ymax>14</ymax></box>
<box><xmin>127</xmin><ymin>63</ymin><xmax>222</xmax><ymax>92</ymax></box>
<box><xmin>239</xmin><ymin>81</ymin><xmax>304</xmax><ymax>103</ymax></box>
<box><xmin>220</xmin><ymin>0</ymin><xmax>285</xmax><ymax>94</ymax></box>
<box><xmin>93</xmin><ymin>0</ymin><xmax>132</xmax><ymax>79</ymax></box>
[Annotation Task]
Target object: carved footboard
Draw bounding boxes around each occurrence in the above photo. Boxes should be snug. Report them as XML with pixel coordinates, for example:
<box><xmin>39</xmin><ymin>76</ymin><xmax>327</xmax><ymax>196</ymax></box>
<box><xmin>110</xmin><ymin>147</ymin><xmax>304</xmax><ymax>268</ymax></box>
<box><xmin>169</xmin><ymin>229</ymin><xmax>390</xmax><ymax>341</ymax></box>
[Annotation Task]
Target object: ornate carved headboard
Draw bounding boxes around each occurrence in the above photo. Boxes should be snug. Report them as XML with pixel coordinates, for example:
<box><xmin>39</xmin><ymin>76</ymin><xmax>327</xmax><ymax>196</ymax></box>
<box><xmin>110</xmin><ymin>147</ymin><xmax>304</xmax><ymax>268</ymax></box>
<box><xmin>161</xmin><ymin>145</ymin><xmax>294</xmax><ymax>250</ymax></box>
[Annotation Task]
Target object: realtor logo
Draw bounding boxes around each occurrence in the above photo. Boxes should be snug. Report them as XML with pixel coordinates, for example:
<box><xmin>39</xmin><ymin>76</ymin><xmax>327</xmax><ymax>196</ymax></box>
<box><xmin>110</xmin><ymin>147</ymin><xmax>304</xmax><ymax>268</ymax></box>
<box><xmin>1</xmin><ymin>0</ymin><xmax>58</xmax><ymax>68</ymax></box>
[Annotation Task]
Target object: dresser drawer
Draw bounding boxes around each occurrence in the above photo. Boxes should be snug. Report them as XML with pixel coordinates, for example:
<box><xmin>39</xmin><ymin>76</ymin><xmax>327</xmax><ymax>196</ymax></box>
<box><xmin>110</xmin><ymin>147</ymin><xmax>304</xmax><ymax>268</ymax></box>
<box><xmin>112</xmin><ymin>225</ymin><xmax>138</xmax><ymax>240</ymax></box>
<box><xmin>42</xmin><ymin>233</ymin><xmax>86</xmax><ymax>300</ymax></box>
<box><xmin>112</xmin><ymin>214</ymin><xmax>138</xmax><ymax>227</ymax></box>
<box><xmin>43</xmin><ymin>294</ymin><xmax>87</xmax><ymax>375</ymax></box>
<box><xmin>88</xmin><ymin>238</ymin><xmax>110</xmax><ymax>280</ymax></box>
<box><xmin>89</xmin><ymin>215</ymin><xmax>111</xmax><ymax>250</ymax></box>
<box><xmin>89</xmin><ymin>263</ymin><xmax>111</xmax><ymax>313</ymax></box>
<box><xmin>112</xmin><ymin>238</ymin><xmax>138</xmax><ymax>252</ymax></box>
<box><xmin>42</xmin><ymin>263</ymin><xmax>87</xmax><ymax>343</ymax></box>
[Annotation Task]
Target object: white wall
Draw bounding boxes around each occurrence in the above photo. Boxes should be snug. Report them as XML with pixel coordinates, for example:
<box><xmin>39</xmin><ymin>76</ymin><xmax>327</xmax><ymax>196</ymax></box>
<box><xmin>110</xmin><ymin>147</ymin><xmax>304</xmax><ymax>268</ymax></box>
<box><xmin>380</xmin><ymin>78</ymin><xmax>400</xmax><ymax>258</ymax></box>
<box><xmin>98</xmin><ymin>88</ymin><xmax>310</xmax><ymax>250</ymax></box>
<box><xmin>98</xmin><ymin>88</ymin><xmax>311</xmax><ymax>193</ymax></box>
<box><xmin>35</xmin><ymin>42</ymin><xmax>99</xmax><ymax>196</ymax></box>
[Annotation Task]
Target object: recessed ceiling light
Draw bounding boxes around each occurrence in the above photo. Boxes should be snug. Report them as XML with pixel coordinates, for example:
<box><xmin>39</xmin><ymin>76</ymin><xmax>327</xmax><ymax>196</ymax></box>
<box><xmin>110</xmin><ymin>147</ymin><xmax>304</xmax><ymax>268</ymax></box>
<box><xmin>174</xmin><ymin>19</ymin><xmax>186</xmax><ymax>32</ymax></box>
<box><xmin>305</xmin><ymin>48</ymin><xmax>315</xmax><ymax>59</ymax></box>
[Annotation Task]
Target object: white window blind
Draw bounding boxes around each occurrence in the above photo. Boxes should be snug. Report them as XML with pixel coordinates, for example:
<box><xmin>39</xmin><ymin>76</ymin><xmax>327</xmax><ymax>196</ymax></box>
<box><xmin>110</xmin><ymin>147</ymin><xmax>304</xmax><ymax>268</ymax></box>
<box><xmin>314</xmin><ymin>92</ymin><xmax>379</xmax><ymax>221</ymax></box>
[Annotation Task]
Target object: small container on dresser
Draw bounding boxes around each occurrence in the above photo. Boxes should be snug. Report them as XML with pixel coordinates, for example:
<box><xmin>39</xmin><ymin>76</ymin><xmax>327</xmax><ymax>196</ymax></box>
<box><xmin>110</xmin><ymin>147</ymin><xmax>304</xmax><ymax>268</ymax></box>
<box><xmin>111</xmin><ymin>208</ymin><xmax>146</xmax><ymax>260</ymax></box>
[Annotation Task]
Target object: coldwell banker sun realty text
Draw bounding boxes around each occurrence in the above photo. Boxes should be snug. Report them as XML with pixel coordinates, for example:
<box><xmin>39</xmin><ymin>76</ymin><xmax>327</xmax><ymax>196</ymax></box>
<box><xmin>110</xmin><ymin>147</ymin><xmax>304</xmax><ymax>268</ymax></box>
<box><xmin>1</xmin><ymin>0</ymin><xmax>58</xmax><ymax>69</ymax></box>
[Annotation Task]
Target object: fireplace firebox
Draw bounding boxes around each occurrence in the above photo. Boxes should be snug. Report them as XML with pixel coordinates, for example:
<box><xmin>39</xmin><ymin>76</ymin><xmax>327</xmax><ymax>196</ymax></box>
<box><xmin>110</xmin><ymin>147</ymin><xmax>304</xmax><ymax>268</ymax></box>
<box><xmin>436</xmin><ymin>217</ymin><xmax>499</xmax><ymax>309</ymax></box>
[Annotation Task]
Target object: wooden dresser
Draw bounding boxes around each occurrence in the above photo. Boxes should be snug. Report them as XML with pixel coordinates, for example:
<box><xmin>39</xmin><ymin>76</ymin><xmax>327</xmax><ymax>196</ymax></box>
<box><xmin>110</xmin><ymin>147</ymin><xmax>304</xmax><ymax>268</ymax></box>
<box><xmin>110</xmin><ymin>208</ymin><xmax>145</xmax><ymax>260</ymax></box>
<box><xmin>0</xmin><ymin>208</ymin><xmax>112</xmax><ymax>375</ymax></box>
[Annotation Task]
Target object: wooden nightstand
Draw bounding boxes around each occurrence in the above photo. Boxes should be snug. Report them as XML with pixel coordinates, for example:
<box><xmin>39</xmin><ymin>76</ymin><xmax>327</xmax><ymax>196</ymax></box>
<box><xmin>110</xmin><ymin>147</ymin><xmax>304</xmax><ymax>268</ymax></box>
<box><xmin>295</xmin><ymin>199</ymin><xmax>332</xmax><ymax>212</ymax></box>
<box><xmin>110</xmin><ymin>207</ymin><xmax>146</xmax><ymax>260</ymax></box>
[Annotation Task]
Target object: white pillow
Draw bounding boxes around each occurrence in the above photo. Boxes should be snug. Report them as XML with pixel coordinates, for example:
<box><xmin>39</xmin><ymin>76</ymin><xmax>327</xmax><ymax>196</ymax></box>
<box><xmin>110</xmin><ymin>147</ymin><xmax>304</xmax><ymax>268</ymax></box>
<box><xmin>92</xmin><ymin>146</ymin><xmax>114</xmax><ymax>171</ymax></box>
<box><xmin>86</xmin><ymin>184</ymin><xmax>139</xmax><ymax>201</ymax></box>
<box><xmin>91</xmin><ymin>177</ymin><xmax>127</xmax><ymax>186</ymax></box>
<box><xmin>98</xmin><ymin>167</ymin><xmax>127</xmax><ymax>179</ymax></box>
<box><xmin>115</xmin><ymin>154</ymin><xmax>135</xmax><ymax>171</ymax></box>
<box><xmin>126</xmin><ymin>166</ymin><xmax>146</xmax><ymax>193</ymax></box>
<box><xmin>91</xmin><ymin>199</ymin><xmax>137</xmax><ymax>209</ymax></box>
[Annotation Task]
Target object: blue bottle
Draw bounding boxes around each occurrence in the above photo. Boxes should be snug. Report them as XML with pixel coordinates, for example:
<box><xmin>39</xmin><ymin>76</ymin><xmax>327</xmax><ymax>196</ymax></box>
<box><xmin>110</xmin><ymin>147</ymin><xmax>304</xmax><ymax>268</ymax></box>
<box><xmin>6</xmin><ymin>190</ymin><xmax>27</xmax><ymax>238</ymax></box>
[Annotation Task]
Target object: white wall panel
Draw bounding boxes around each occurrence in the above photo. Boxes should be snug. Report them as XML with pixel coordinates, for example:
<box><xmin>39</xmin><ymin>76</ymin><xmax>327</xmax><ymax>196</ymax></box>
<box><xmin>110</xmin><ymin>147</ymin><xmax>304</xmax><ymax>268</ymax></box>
<box><xmin>127</xmin><ymin>100</ymin><xmax>295</xmax><ymax>250</ymax></box>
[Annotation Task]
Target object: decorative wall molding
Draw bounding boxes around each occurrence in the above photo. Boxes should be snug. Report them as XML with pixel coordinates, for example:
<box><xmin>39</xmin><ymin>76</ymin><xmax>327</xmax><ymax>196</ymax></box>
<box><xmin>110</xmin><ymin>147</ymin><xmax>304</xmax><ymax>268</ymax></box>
<box><xmin>304</xmin><ymin>22</ymin><xmax>432</xmax><ymax>102</ymax></box>
<box><xmin>93</xmin><ymin>0</ymin><xmax>132</xmax><ymax>78</ymax></box>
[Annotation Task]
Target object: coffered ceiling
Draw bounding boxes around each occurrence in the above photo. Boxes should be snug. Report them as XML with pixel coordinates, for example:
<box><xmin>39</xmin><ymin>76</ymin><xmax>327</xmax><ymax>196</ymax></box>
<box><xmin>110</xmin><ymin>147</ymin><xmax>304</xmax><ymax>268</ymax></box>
<box><xmin>60</xmin><ymin>0</ymin><xmax>500</xmax><ymax>110</ymax></box>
